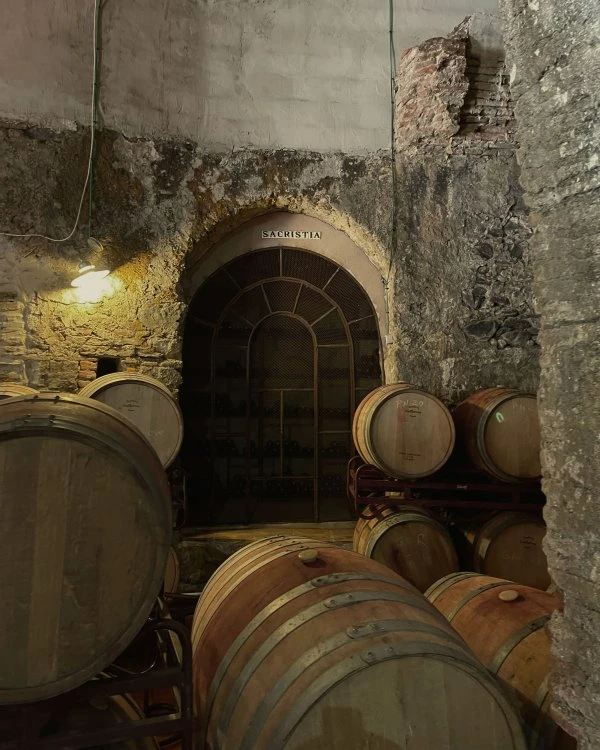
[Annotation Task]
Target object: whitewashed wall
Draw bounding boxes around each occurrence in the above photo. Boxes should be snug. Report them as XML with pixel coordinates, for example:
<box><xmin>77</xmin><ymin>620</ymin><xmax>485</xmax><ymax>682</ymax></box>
<box><xmin>1</xmin><ymin>0</ymin><xmax>497</xmax><ymax>151</ymax></box>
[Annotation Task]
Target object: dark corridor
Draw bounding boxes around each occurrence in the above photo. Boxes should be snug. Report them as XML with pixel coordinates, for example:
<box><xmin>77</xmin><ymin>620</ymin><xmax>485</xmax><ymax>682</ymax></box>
<box><xmin>181</xmin><ymin>247</ymin><xmax>382</xmax><ymax>524</ymax></box>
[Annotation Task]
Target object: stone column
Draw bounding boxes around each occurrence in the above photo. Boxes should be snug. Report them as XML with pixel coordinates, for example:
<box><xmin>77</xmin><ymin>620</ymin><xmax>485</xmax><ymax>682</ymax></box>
<box><xmin>502</xmin><ymin>1</ymin><xmax>600</xmax><ymax>747</ymax></box>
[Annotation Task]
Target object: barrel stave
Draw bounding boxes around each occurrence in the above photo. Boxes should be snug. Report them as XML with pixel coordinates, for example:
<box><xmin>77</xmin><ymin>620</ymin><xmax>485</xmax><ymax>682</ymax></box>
<box><xmin>353</xmin><ymin>504</ymin><xmax>459</xmax><ymax>592</ymax></box>
<box><xmin>0</xmin><ymin>393</ymin><xmax>171</xmax><ymax>704</ymax></box>
<box><xmin>353</xmin><ymin>384</ymin><xmax>455</xmax><ymax>479</ymax></box>
<box><xmin>194</xmin><ymin>539</ymin><xmax>526</xmax><ymax>750</ymax></box>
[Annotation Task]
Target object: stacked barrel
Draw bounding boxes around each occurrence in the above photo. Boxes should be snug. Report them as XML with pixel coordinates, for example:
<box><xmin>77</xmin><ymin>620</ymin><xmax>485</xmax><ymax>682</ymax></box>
<box><xmin>348</xmin><ymin>382</ymin><xmax>576</xmax><ymax>748</ymax></box>
<box><xmin>0</xmin><ymin>375</ymin><xmax>184</xmax><ymax>746</ymax></box>
<box><xmin>453</xmin><ymin>387</ymin><xmax>541</xmax><ymax>483</ymax></box>
<box><xmin>1</xmin><ymin>374</ymin><xmax>574</xmax><ymax>748</ymax></box>
<box><xmin>189</xmin><ymin>533</ymin><xmax>577</xmax><ymax>749</ymax></box>
<box><xmin>425</xmin><ymin>574</ymin><xmax>577</xmax><ymax>750</ymax></box>
<box><xmin>191</xmin><ymin>537</ymin><xmax>527</xmax><ymax>750</ymax></box>
<box><xmin>352</xmin><ymin>383</ymin><xmax>456</xmax><ymax>480</ymax></box>
<box><xmin>352</xmin><ymin>383</ymin><xmax>541</xmax><ymax>482</ymax></box>
<box><xmin>353</xmin><ymin>503</ymin><xmax>459</xmax><ymax>592</ymax></box>
<box><xmin>351</xmin><ymin>383</ymin><xmax>550</xmax><ymax>590</ymax></box>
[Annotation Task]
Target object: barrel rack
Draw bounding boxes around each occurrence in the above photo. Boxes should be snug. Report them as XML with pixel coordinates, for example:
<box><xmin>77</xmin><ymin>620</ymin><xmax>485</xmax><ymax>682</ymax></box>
<box><xmin>0</xmin><ymin>616</ymin><xmax>198</xmax><ymax>750</ymax></box>
<box><xmin>347</xmin><ymin>456</ymin><xmax>546</xmax><ymax>516</ymax></box>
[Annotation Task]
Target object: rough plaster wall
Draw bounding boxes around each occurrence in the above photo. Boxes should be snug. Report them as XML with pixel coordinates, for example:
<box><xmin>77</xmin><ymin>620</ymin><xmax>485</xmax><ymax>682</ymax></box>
<box><xmin>391</xmin><ymin>14</ymin><xmax>538</xmax><ymax>402</ymax></box>
<box><xmin>0</xmin><ymin>0</ymin><xmax>498</xmax><ymax>151</ymax></box>
<box><xmin>0</xmin><ymin>13</ymin><xmax>537</xmax><ymax>406</ymax></box>
<box><xmin>0</xmin><ymin>124</ymin><xmax>393</xmax><ymax>392</ymax></box>
<box><xmin>0</xmin><ymin>123</ymin><xmax>534</xmax><ymax>402</ymax></box>
<box><xmin>502</xmin><ymin>1</ymin><xmax>600</xmax><ymax>747</ymax></box>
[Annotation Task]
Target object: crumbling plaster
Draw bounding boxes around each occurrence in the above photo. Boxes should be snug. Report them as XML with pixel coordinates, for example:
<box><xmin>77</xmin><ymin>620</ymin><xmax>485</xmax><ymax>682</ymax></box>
<box><xmin>1</xmin><ymin>0</ymin><xmax>498</xmax><ymax>151</ymax></box>
<box><xmin>0</xmin><ymin>127</ymin><xmax>396</xmax><ymax>391</ymax></box>
<box><xmin>0</xmin><ymin>9</ymin><xmax>538</xmax><ymax>405</ymax></box>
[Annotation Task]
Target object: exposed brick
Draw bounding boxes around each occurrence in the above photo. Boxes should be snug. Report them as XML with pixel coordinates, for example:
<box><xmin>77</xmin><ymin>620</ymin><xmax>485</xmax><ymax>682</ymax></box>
<box><xmin>395</xmin><ymin>14</ymin><xmax>515</xmax><ymax>152</ymax></box>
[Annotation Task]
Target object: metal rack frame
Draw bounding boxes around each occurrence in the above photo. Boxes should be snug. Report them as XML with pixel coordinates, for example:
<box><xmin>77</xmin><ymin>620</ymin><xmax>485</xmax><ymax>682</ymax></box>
<box><xmin>347</xmin><ymin>456</ymin><xmax>546</xmax><ymax>516</ymax></box>
<box><xmin>0</xmin><ymin>619</ymin><xmax>196</xmax><ymax>750</ymax></box>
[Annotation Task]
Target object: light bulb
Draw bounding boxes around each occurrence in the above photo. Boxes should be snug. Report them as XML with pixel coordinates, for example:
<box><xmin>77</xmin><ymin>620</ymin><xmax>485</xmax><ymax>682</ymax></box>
<box><xmin>71</xmin><ymin>237</ymin><xmax>110</xmax><ymax>287</ymax></box>
<box><xmin>71</xmin><ymin>264</ymin><xmax>110</xmax><ymax>288</ymax></box>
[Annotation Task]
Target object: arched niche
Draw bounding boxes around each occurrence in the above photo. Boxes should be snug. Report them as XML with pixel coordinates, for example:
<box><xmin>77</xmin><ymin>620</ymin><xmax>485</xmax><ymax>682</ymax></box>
<box><xmin>181</xmin><ymin>215</ymin><xmax>385</xmax><ymax>525</ymax></box>
<box><xmin>185</xmin><ymin>212</ymin><xmax>390</xmax><ymax>341</ymax></box>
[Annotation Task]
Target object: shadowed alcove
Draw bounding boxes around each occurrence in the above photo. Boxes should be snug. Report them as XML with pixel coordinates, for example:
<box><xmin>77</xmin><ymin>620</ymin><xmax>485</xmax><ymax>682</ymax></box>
<box><xmin>181</xmin><ymin>245</ymin><xmax>382</xmax><ymax>524</ymax></box>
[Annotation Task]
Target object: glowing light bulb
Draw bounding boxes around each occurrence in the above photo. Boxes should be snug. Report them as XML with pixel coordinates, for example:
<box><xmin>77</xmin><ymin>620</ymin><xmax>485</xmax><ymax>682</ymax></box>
<box><xmin>71</xmin><ymin>264</ymin><xmax>110</xmax><ymax>288</ymax></box>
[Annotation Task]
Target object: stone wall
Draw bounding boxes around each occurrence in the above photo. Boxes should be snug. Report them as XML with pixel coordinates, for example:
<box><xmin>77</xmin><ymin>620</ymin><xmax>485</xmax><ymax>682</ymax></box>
<box><xmin>502</xmin><ymin>1</ymin><xmax>600</xmax><ymax>747</ymax></box>
<box><xmin>0</xmin><ymin>13</ymin><xmax>537</xmax><ymax>408</ymax></box>
<box><xmin>0</xmin><ymin>128</ymin><xmax>535</xmax><ymax>403</ymax></box>
<box><xmin>0</xmin><ymin>0</ymin><xmax>498</xmax><ymax>151</ymax></box>
<box><xmin>0</xmin><ymin>289</ymin><xmax>27</xmax><ymax>383</ymax></box>
<box><xmin>0</xmin><ymin>124</ymin><xmax>393</xmax><ymax>393</ymax></box>
<box><xmin>391</xmin><ymin>14</ymin><xmax>537</xmax><ymax>403</ymax></box>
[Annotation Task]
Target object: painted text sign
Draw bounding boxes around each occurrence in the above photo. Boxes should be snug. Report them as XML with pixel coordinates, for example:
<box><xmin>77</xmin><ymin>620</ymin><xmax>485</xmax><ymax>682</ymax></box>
<box><xmin>261</xmin><ymin>230</ymin><xmax>322</xmax><ymax>239</ymax></box>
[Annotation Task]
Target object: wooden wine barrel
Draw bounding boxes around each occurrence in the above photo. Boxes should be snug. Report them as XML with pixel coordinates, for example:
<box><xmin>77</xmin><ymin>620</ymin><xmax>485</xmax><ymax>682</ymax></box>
<box><xmin>79</xmin><ymin>373</ymin><xmax>183</xmax><ymax>468</ymax></box>
<box><xmin>352</xmin><ymin>383</ymin><xmax>455</xmax><ymax>479</ymax></box>
<box><xmin>353</xmin><ymin>504</ymin><xmax>459</xmax><ymax>592</ymax></box>
<box><xmin>426</xmin><ymin>573</ymin><xmax>577</xmax><ymax>750</ymax></box>
<box><xmin>453</xmin><ymin>387</ymin><xmax>541</xmax><ymax>481</ymax></box>
<box><xmin>463</xmin><ymin>511</ymin><xmax>550</xmax><ymax>590</ymax></box>
<box><xmin>164</xmin><ymin>546</ymin><xmax>181</xmax><ymax>593</ymax></box>
<box><xmin>192</xmin><ymin>536</ymin><xmax>526</xmax><ymax>750</ymax></box>
<box><xmin>0</xmin><ymin>393</ymin><xmax>171</xmax><ymax>704</ymax></box>
<box><xmin>0</xmin><ymin>383</ymin><xmax>37</xmax><ymax>400</ymax></box>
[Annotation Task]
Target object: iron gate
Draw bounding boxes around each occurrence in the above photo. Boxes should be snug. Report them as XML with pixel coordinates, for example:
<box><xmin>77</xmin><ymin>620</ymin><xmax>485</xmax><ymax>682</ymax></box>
<box><xmin>181</xmin><ymin>247</ymin><xmax>382</xmax><ymax>523</ymax></box>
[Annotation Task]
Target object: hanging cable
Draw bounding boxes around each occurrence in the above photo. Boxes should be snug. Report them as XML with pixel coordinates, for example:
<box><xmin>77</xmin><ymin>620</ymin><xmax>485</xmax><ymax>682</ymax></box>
<box><xmin>0</xmin><ymin>0</ymin><xmax>101</xmax><ymax>243</ymax></box>
<box><xmin>88</xmin><ymin>0</ymin><xmax>101</xmax><ymax>241</ymax></box>
<box><xmin>384</xmin><ymin>0</ymin><xmax>399</xmax><ymax>321</ymax></box>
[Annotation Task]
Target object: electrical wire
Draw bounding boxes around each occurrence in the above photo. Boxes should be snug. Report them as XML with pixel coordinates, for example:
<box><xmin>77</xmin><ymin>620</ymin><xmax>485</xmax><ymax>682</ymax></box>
<box><xmin>88</xmin><ymin>0</ymin><xmax>102</xmax><ymax>240</ymax></box>
<box><xmin>0</xmin><ymin>0</ymin><xmax>101</xmax><ymax>243</ymax></box>
<box><xmin>384</xmin><ymin>0</ymin><xmax>399</xmax><ymax>321</ymax></box>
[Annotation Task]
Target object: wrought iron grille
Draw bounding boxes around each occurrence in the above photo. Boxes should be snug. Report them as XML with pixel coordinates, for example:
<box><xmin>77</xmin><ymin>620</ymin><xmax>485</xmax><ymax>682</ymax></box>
<box><xmin>181</xmin><ymin>247</ymin><xmax>382</xmax><ymax>524</ymax></box>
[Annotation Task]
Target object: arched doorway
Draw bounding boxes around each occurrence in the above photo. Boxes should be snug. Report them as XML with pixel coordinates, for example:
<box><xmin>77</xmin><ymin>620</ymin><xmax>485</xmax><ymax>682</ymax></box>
<box><xmin>181</xmin><ymin>246</ymin><xmax>382</xmax><ymax>524</ymax></box>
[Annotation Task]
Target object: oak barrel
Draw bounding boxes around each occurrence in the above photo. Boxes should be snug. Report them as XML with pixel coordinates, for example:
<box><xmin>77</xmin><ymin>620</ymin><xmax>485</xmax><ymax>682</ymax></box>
<box><xmin>0</xmin><ymin>393</ymin><xmax>171</xmax><ymax>704</ymax></box>
<box><xmin>426</xmin><ymin>573</ymin><xmax>577</xmax><ymax>750</ymax></box>
<box><xmin>453</xmin><ymin>387</ymin><xmax>541</xmax><ymax>481</ymax></box>
<box><xmin>192</xmin><ymin>535</ymin><xmax>526</xmax><ymax>750</ymax></box>
<box><xmin>463</xmin><ymin>511</ymin><xmax>550</xmax><ymax>590</ymax></box>
<box><xmin>353</xmin><ymin>504</ymin><xmax>459</xmax><ymax>592</ymax></box>
<box><xmin>352</xmin><ymin>383</ymin><xmax>455</xmax><ymax>478</ymax></box>
<box><xmin>0</xmin><ymin>383</ymin><xmax>37</xmax><ymax>400</ymax></box>
<box><xmin>79</xmin><ymin>373</ymin><xmax>184</xmax><ymax>468</ymax></box>
<box><xmin>164</xmin><ymin>546</ymin><xmax>181</xmax><ymax>593</ymax></box>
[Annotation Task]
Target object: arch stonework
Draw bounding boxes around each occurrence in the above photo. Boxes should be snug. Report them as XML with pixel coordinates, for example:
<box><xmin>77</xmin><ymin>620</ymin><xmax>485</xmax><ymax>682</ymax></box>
<box><xmin>185</xmin><ymin>210</ymin><xmax>394</xmax><ymax>380</ymax></box>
